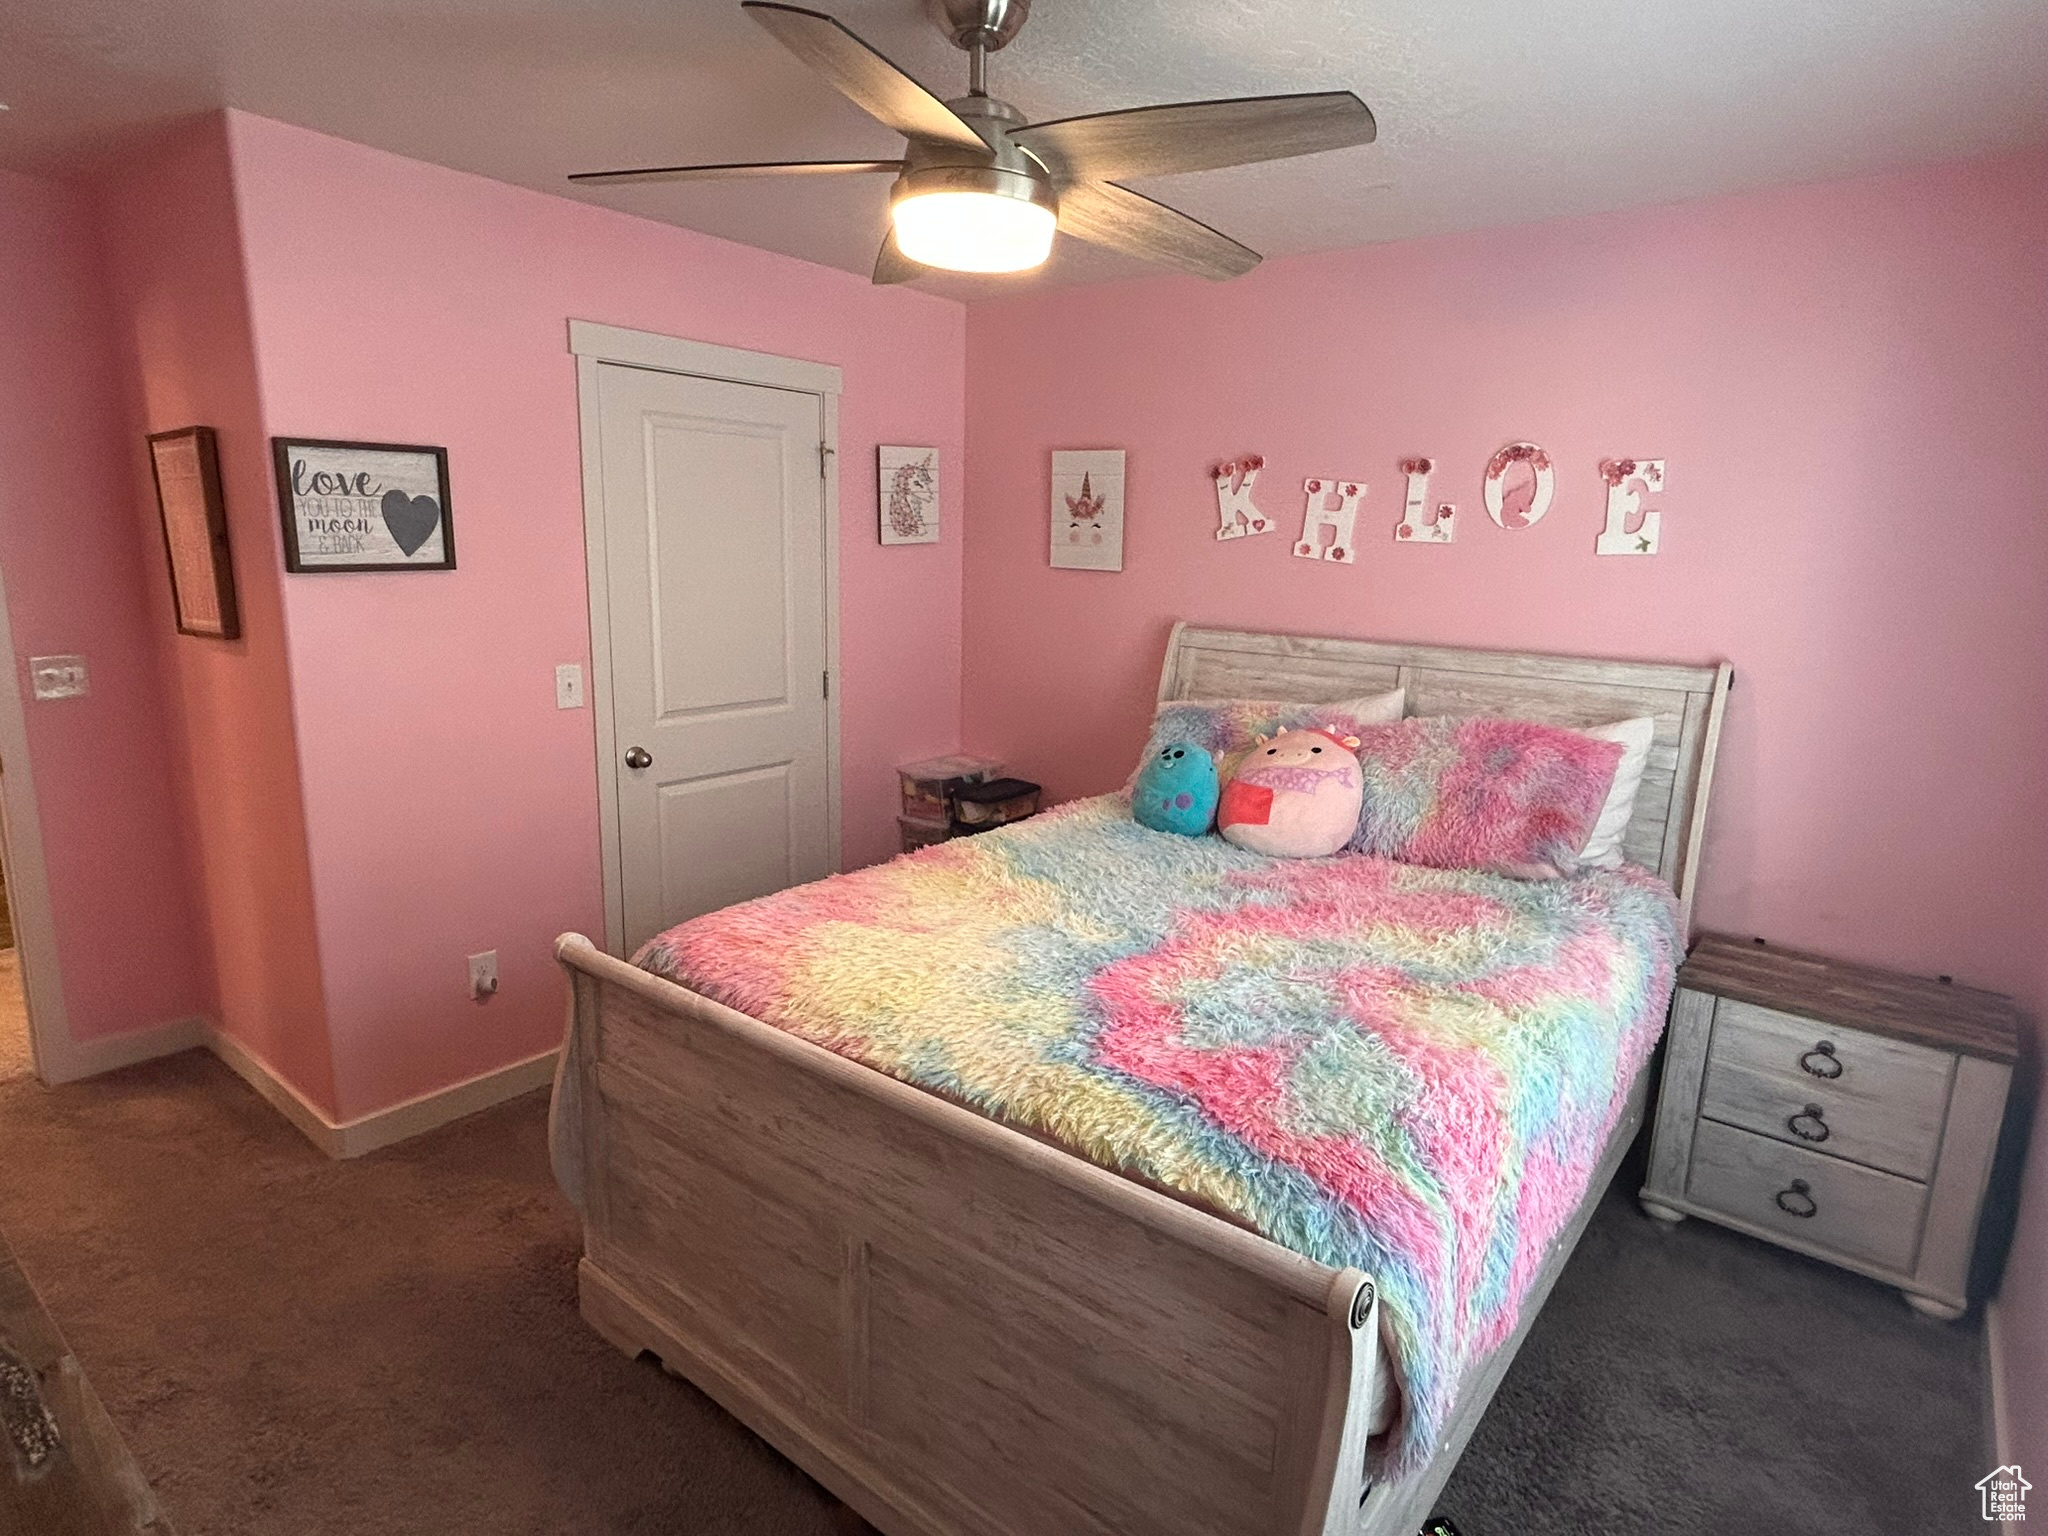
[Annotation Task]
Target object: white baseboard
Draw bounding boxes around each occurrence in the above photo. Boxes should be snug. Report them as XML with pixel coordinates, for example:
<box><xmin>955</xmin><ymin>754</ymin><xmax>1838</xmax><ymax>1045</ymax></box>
<box><xmin>1988</xmin><ymin>1300</ymin><xmax>2010</xmax><ymax>1462</ymax></box>
<box><xmin>1985</xmin><ymin>1298</ymin><xmax>2022</xmax><ymax>1534</ymax></box>
<box><xmin>37</xmin><ymin>1014</ymin><xmax>208</xmax><ymax>1085</ymax></box>
<box><xmin>203</xmin><ymin>1028</ymin><xmax>347</xmax><ymax>1156</ymax></box>
<box><xmin>330</xmin><ymin>1046</ymin><xmax>560</xmax><ymax>1159</ymax></box>
<box><xmin>203</xmin><ymin>1027</ymin><xmax>558</xmax><ymax>1160</ymax></box>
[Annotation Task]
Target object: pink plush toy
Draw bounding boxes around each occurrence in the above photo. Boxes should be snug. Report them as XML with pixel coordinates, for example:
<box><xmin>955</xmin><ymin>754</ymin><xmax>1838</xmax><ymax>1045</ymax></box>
<box><xmin>1216</xmin><ymin>726</ymin><xmax>1364</xmax><ymax>858</ymax></box>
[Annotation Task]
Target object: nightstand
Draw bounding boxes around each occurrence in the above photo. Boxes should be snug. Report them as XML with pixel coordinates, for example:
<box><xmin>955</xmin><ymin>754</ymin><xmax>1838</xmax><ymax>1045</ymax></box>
<box><xmin>1640</xmin><ymin>935</ymin><xmax>2019</xmax><ymax>1319</ymax></box>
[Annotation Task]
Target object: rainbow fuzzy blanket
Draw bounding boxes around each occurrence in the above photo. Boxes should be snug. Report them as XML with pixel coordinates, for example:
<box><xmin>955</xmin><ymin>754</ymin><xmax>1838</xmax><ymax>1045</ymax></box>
<box><xmin>636</xmin><ymin>796</ymin><xmax>1681</xmax><ymax>1474</ymax></box>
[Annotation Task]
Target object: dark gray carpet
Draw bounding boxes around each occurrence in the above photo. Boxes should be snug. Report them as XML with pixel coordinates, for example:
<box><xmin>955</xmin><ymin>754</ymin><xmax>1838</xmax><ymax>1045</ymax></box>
<box><xmin>1438</xmin><ymin>1156</ymin><xmax>1989</xmax><ymax>1535</ymax></box>
<box><xmin>0</xmin><ymin>1051</ymin><xmax>1987</xmax><ymax>1535</ymax></box>
<box><xmin>0</xmin><ymin>1052</ymin><xmax>854</xmax><ymax>1536</ymax></box>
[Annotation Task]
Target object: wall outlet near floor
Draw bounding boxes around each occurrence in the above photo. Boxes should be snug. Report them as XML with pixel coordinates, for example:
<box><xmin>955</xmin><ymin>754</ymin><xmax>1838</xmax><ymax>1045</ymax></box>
<box><xmin>29</xmin><ymin>655</ymin><xmax>89</xmax><ymax>700</ymax></box>
<box><xmin>467</xmin><ymin>950</ymin><xmax>499</xmax><ymax>1000</ymax></box>
<box><xmin>554</xmin><ymin>663</ymin><xmax>584</xmax><ymax>710</ymax></box>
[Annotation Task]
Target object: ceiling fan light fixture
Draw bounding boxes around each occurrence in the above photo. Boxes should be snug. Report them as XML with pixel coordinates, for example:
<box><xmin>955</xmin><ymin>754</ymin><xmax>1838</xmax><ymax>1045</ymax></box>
<box><xmin>576</xmin><ymin>3</ymin><xmax>1379</xmax><ymax>283</ymax></box>
<box><xmin>889</xmin><ymin>165</ymin><xmax>1055</xmax><ymax>274</ymax></box>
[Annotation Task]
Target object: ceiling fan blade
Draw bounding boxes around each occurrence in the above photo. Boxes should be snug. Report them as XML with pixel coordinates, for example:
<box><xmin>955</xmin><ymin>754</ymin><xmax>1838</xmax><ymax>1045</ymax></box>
<box><xmin>570</xmin><ymin>158</ymin><xmax>902</xmax><ymax>187</ymax></box>
<box><xmin>1056</xmin><ymin>181</ymin><xmax>1260</xmax><ymax>280</ymax></box>
<box><xmin>742</xmin><ymin>1</ymin><xmax>987</xmax><ymax>152</ymax></box>
<box><xmin>1012</xmin><ymin>92</ymin><xmax>1375</xmax><ymax>183</ymax></box>
<box><xmin>873</xmin><ymin>229</ymin><xmax>924</xmax><ymax>285</ymax></box>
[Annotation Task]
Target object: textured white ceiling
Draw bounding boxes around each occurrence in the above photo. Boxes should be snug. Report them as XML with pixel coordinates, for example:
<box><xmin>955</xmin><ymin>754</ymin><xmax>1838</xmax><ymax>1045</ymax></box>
<box><xmin>3</xmin><ymin>0</ymin><xmax>2044</xmax><ymax>289</ymax></box>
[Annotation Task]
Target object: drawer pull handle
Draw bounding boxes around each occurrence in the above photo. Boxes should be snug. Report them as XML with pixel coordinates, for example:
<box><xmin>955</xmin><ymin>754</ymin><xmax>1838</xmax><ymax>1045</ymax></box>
<box><xmin>1788</xmin><ymin>1104</ymin><xmax>1830</xmax><ymax>1143</ymax></box>
<box><xmin>1799</xmin><ymin>1041</ymin><xmax>1842</xmax><ymax>1079</ymax></box>
<box><xmin>1775</xmin><ymin>1179</ymin><xmax>1818</xmax><ymax>1219</ymax></box>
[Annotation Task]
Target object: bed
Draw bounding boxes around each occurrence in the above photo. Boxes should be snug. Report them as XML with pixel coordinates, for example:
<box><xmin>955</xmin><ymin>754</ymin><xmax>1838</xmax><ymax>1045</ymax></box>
<box><xmin>549</xmin><ymin>624</ymin><xmax>1731</xmax><ymax>1536</ymax></box>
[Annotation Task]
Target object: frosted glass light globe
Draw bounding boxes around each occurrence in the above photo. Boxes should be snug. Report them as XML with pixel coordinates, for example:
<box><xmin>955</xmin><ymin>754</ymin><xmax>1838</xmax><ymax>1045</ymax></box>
<box><xmin>891</xmin><ymin>189</ymin><xmax>1056</xmax><ymax>274</ymax></box>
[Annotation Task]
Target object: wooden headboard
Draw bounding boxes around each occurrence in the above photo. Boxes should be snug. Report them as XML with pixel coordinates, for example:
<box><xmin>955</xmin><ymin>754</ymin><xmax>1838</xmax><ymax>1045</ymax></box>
<box><xmin>1157</xmin><ymin>624</ymin><xmax>1733</xmax><ymax>931</ymax></box>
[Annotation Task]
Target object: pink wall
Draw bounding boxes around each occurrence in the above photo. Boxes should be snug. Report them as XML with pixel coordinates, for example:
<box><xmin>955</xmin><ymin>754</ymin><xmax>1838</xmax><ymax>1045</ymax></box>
<box><xmin>962</xmin><ymin>150</ymin><xmax>2048</xmax><ymax>1457</ymax></box>
<box><xmin>92</xmin><ymin>120</ymin><xmax>338</xmax><ymax>1112</ymax></box>
<box><xmin>0</xmin><ymin>168</ymin><xmax>208</xmax><ymax>1051</ymax></box>
<box><xmin>964</xmin><ymin>149</ymin><xmax>2048</xmax><ymax>1004</ymax></box>
<box><xmin>219</xmin><ymin>112</ymin><xmax>966</xmax><ymax>1119</ymax></box>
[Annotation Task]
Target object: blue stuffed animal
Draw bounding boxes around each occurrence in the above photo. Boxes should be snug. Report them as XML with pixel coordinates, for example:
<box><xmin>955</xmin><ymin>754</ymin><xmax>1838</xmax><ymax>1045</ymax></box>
<box><xmin>1132</xmin><ymin>742</ymin><xmax>1220</xmax><ymax>836</ymax></box>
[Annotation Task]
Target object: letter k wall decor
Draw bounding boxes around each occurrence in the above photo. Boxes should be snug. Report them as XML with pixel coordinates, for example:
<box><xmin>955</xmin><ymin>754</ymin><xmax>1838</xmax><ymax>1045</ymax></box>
<box><xmin>273</xmin><ymin>437</ymin><xmax>456</xmax><ymax>571</ymax></box>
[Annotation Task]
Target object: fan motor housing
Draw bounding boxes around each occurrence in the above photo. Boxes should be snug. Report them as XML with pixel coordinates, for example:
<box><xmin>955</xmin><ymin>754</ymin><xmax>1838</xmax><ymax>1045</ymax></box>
<box><xmin>928</xmin><ymin>0</ymin><xmax>1030</xmax><ymax>52</ymax></box>
<box><xmin>896</xmin><ymin>96</ymin><xmax>1054</xmax><ymax>214</ymax></box>
<box><xmin>889</xmin><ymin>161</ymin><xmax>1054</xmax><ymax>219</ymax></box>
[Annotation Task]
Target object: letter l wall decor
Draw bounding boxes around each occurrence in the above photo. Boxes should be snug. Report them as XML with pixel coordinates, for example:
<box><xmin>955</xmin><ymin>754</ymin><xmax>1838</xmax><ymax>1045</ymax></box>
<box><xmin>1394</xmin><ymin>458</ymin><xmax>1455</xmax><ymax>543</ymax></box>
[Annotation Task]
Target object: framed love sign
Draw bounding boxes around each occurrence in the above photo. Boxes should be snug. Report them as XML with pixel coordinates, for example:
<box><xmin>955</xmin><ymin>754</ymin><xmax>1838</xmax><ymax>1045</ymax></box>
<box><xmin>271</xmin><ymin>438</ymin><xmax>455</xmax><ymax>572</ymax></box>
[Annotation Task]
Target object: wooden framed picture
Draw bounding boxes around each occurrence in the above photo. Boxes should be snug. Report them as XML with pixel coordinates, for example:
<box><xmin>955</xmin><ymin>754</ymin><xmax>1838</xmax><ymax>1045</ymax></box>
<box><xmin>877</xmin><ymin>445</ymin><xmax>939</xmax><ymax>544</ymax></box>
<box><xmin>1049</xmin><ymin>448</ymin><xmax>1125</xmax><ymax>571</ymax></box>
<box><xmin>271</xmin><ymin>437</ymin><xmax>455</xmax><ymax>572</ymax></box>
<box><xmin>147</xmin><ymin>426</ymin><xmax>241</xmax><ymax>639</ymax></box>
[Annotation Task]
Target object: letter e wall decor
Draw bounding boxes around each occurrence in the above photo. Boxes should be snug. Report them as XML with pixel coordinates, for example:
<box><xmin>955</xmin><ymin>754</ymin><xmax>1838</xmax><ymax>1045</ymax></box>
<box><xmin>1595</xmin><ymin>458</ymin><xmax>1667</xmax><ymax>555</ymax></box>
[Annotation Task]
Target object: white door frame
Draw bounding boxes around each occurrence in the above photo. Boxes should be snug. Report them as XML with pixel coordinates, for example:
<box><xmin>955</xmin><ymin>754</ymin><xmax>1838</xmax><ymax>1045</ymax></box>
<box><xmin>0</xmin><ymin>564</ymin><xmax>67</xmax><ymax>1084</ymax></box>
<box><xmin>569</xmin><ymin>319</ymin><xmax>843</xmax><ymax>957</ymax></box>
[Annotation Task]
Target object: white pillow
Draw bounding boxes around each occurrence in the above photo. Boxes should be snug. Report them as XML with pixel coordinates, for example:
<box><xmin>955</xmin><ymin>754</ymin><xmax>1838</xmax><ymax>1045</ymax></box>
<box><xmin>1575</xmin><ymin>717</ymin><xmax>1656</xmax><ymax>869</ymax></box>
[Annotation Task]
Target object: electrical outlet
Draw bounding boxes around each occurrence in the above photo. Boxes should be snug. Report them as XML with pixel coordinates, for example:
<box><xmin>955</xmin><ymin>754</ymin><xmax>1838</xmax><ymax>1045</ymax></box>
<box><xmin>29</xmin><ymin>655</ymin><xmax>88</xmax><ymax>700</ymax></box>
<box><xmin>554</xmin><ymin>663</ymin><xmax>584</xmax><ymax>710</ymax></box>
<box><xmin>467</xmin><ymin>950</ymin><xmax>498</xmax><ymax>1000</ymax></box>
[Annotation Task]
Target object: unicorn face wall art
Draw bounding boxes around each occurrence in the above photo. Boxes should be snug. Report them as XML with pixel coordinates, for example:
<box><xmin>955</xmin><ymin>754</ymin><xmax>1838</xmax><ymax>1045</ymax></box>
<box><xmin>1049</xmin><ymin>449</ymin><xmax>1126</xmax><ymax>571</ymax></box>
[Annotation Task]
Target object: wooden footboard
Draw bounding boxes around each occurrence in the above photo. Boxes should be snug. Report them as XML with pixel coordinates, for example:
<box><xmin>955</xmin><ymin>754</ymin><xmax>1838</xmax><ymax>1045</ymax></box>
<box><xmin>553</xmin><ymin>933</ymin><xmax>1653</xmax><ymax>1535</ymax></box>
<box><xmin>552</xmin><ymin>934</ymin><xmax>1383</xmax><ymax>1536</ymax></box>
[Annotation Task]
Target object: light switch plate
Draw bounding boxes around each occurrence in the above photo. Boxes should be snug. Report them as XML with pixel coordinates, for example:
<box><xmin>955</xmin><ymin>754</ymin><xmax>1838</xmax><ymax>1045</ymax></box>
<box><xmin>29</xmin><ymin>655</ymin><xmax>88</xmax><ymax>700</ymax></box>
<box><xmin>554</xmin><ymin>663</ymin><xmax>584</xmax><ymax>710</ymax></box>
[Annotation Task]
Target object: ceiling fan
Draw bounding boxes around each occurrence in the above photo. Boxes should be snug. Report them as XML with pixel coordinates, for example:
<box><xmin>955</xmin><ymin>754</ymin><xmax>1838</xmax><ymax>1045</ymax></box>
<box><xmin>571</xmin><ymin>0</ymin><xmax>1377</xmax><ymax>283</ymax></box>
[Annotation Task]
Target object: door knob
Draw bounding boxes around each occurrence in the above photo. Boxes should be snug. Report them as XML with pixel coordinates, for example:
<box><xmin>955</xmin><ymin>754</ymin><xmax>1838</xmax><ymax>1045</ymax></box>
<box><xmin>624</xmin><ymin>746</ymin><xmax>652</xmax><ymax>770</ymax></box>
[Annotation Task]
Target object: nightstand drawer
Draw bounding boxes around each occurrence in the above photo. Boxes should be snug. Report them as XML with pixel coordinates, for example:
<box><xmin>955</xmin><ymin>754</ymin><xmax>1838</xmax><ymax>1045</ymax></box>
<box><xmin>1687</xmin><ymin>1120</ymin><xmax>1927</xmax><ymax>1273</ymax></box>
<box><xmin>1699</xmin><ymin>1038</ymin><xmax>1950</xmax><ymax>1181</ymax></box>
<box><xmin>1704</xmin><ymin>999</ymin><xmax>1952</xmax><ymax>1176</ymax></box>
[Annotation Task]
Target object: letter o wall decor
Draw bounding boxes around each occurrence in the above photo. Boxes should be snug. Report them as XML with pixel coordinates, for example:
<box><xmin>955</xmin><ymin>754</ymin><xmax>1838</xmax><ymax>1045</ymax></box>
<box><xmin>1482</xmin><ymin>442</ymin><xmax>1554</xmax><ymax>530</ymax></box>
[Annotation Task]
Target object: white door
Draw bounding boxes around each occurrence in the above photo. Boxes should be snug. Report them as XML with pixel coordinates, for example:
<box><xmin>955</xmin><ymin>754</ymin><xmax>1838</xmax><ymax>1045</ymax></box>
<box><xmin>595</xmin><ymin>361</ymin><xmax>833</xmax><ymax>954</ymax></box>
